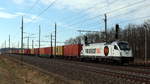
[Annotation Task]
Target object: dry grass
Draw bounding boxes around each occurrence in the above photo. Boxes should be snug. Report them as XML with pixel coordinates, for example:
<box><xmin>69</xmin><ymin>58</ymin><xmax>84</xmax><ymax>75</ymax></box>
<box><xmin>1</xmin><ymin>54</ymin><xmax>146</xmax><ymax>84</ymax></box>
<box><xmin>0</xmin><ymin>55</ymin><xmax>79</xmax><ymax>84</ymax></box>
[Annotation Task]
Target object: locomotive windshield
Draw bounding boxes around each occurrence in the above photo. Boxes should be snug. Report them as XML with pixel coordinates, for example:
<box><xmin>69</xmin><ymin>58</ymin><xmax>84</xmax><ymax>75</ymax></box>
<box><xmin>118</xmin><ymin>42</ymin><xmax>130</xmax><ymax>50</ymax></box>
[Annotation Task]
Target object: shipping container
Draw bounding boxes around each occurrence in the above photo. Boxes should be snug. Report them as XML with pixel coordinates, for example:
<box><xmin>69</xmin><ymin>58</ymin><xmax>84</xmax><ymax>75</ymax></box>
<box><xmin>16</xmin><ymin>50</ymin><xmax>19</xmax><ymax>54</ymax></box>
<box><xmin>24</xmin><ymin>49</ymin><xmax>31</xmax><ymax>55</ymax></box>
<box><xmin>14</xmin><ymin>50</ymin><xmax>18</xmax><ymax>54</ymax></box>
<box><xmin>24</xmin><ymin>49</ymin><xmax>26</xmax><ymax>54</ymax></box>
<box><xmin>23</xmin><ymin>49</ymin><xmax>25</xmax><ymax>54</ymax></box>
<box><xmin>12</xmin><ymin>50</ymin><xmax>16</xmax><ymax>54</ymax></box>
<box><xmin>18</xmin><ymin>49</ymin><xmax>23</xmax><ymax>54</ymax></box>
<box><xmin>64</xmin><ymin>44</ymin><xmax>82</xmax><ymax>57</ymax></box>
<box><xmin>30</xmin><ymin>49</ymin><xmax>34</xmax><ymax>55</ymax></box>
<box><xmin>39</xmin><ymin>48</ymin><xmax>45</xmax><ymax>55</ymax></box>
<box><xmin>53</xmin><ymin>46</ymin><xmax>64</xmax><ymax>56</ymax></box>
<box><xmin>34</xmin><ymin>48</ymin><xmax>39</xmax><ymax>55</ymax></box>
<box><xmin>8</xmin><ymin>50</ymin><xmax>11</xmax><ymax>54</ymax></box>
<box><xmin>18</xmin><ymin>50</ymin><xmax>21</xmax><ymax>54</ymax></box>
<box><xmin>14</xmin><ymin>50</ymin><xmax>16</xmax><ymax>54</ymax></box>
<box><xmin>44</xmin><ymin>47</ymin><xmax>53</xmax><ymax>55</ymax></box>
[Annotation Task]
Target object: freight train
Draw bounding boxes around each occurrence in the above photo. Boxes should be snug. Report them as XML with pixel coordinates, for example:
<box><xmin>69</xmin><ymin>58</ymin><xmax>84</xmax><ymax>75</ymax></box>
<box><xmin>5</xmin><ymin>41</ymin><xmax>134</xmax><ymax>64</ymax></box>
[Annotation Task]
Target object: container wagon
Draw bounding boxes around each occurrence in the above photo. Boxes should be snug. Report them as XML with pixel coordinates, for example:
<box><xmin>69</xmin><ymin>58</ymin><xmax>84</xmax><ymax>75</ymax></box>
<box><xmin>44</xmin><ymin>47</ymin><xmax>53</xmax><ymax>57</ymax></box>
<box><xmin>53</xmin><ymin>46</ymin><xmax>64</xmax><ymax>57</ymax></box>
<box><xmin>64</xmin><ymin>44</ymin><xmax>82</xmax><ymax>59</ymax></box>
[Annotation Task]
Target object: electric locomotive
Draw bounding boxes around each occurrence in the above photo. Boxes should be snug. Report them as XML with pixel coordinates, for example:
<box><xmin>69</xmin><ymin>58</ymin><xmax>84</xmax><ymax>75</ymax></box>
<box><xmin>81</xmin><ymin>41</ymin><xmax>134</xmax><ymax>64</ymax></box>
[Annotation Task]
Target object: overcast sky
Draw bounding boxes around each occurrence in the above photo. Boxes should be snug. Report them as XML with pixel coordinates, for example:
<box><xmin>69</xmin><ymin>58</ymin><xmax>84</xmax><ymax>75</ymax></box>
<box><xmin>0</xmin><ymin>0</ymin><xmax>150</xmax><ymax>48</ymax></box>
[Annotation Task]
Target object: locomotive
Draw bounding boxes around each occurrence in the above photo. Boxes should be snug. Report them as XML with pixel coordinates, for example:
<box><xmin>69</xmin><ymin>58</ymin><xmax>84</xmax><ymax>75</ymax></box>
<box><xmin>81</xmin><ymin>41</ymin><xmax>134</xmax><ymax>64</ymax></box>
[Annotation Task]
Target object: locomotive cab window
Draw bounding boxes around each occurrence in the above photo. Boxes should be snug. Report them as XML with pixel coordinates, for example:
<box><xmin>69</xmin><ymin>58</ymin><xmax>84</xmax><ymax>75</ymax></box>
<box><xmin>114</xmin><ymin>45</ymin><xmax>118</xmax><ymax>50</ymax></box>
<box><xmin>118</xmin><ymin>42</ymin><xmax>130</xmax><ymax>50</ymax></box>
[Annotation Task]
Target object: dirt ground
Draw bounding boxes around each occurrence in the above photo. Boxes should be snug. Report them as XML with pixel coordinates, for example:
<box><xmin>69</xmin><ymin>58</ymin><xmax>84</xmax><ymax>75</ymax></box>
<box><xmin>0</xmin><ymin>55</ymin><xmax>80</xmax><ymax>84</ymax></box>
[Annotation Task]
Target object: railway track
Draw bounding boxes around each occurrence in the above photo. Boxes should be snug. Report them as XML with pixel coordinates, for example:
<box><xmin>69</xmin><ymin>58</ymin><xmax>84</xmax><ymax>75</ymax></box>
<box><xmin>5</xmin><ymin>54</ymin><xmax>150</xmax><ymax>84</ymax></box>
<box><xmin>40</xmin><ymin>58</ymin><xmax>150</xmax><ymax>83</ymax></box>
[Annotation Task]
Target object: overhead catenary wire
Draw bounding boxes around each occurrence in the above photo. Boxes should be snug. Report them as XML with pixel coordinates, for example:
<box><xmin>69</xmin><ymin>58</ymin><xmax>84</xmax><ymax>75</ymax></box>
<box><xmin>119</xmin><ymin>15</ymin><xmax>150</xmax><ymax>23</ymax></box>
<box><xmin>66</xmin><ymin>15</ymin><xmax>150</xmax><ymax>43</ymax></box>
<box><xmin>26</xmin><ymin>0</ymin><xmax>147</xmax><ymax>32</ymax></box>
<box><xmin>109</xmin><ymin>2</ymin><xmax>149</xmax><ymax>22</ymax></box>
<box><xmin>109</xmin><ymin>3</ymin><xmax>150</xmax><ymax>20</ymax></box>
<box><xmin>106</xmin><ymin>0</ymin><xmax>146</xmax><ymax>14</ymax></box>
<box><xmin>60</xmin><ymin>0</ymin><xmax>147</xmax><ymax>36</ymax></box>
<box><xmin>62</xmin><ymin>0</ymin><xmax>119</xmax><ymax>23</ymax></box>
<box><xmin>27</xmin><ymin>0</ymin><xmax>40</xmax><ymax>13</ymax></box>
<box><xmin>67</xmin><ymin>0</ymin><xmax>147</xmax><ymax>27</ymax></box>
<box><xmin>61</xmin><ymin>2</ymin><xmax>101</xmax><ymax>21</ymax></box>
<box><xmin>64</xmin><ymin>0</ymin><xmax>120</xmax><ymax>27</ymax></box>
<box><xmin>37</xmin><ymin>0</ymin><xmax>58</xmax><ymax>18</ymax></box>
<box><xmin>27</xmin><ymin>0</ymin><xmax>58</xmax><ymax>24</ymax></box>
<box><xmin>21</xmin><ymin>0</ymin><xmax>149</xmax><ymax>46</ymax></box>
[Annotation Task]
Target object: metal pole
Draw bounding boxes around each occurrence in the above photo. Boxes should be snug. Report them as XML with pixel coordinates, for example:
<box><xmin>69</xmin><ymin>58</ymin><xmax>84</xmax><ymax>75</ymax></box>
<box><xmin>115</xmin><ymin>24</ymin><xmax>119</xmax><ymax>40</ymax></box>
<box><xmin>9</xmin><ymin>35</ymin><xmax>10</xmax><ymax>55</ymax></box>
<box><xmin>144</xmin><ymin>25</ymin><xmax>147</xmax><ymax>64</ymax></box>
<box><xmin>27</xmin><ymin>37</ymin><xmax>29</xmax><ymax>49</ymax></box>
<box><xmin>5</xmin><ymin>40</ymin><xmax>6</xmax><ymax>49</ymax></box>
<box><xmin>51</xmin><ymin>33</ymin><xmax>53</xmax><ymax>58</ymax></box>
<box><xmin>39</xmin><ymin>25</ymin><xmax>41</xmax><ymax>56</ymax></box>
<box><xmin>21</xmin><ymin>16</ymin><xmax>24</xmax><ymax>65</ymax></box>
<box><xmin>104</xmin><ymin>14</ymin><xmax>107</xmax><ymax>42</ymax></box>
<box><xmin>54</xmin><ymin>23</ymin><xmax>57</xmax><ymax>58</ymax></box>
<box><xmin>18</xmin><ymin>41</ymin><xmax>19</xmax><ymax>48</ymax></box>
<box><xmin>32</xmin><ymin>40</ymin><xmax>34</xmax><ymax>49</ymax></box>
